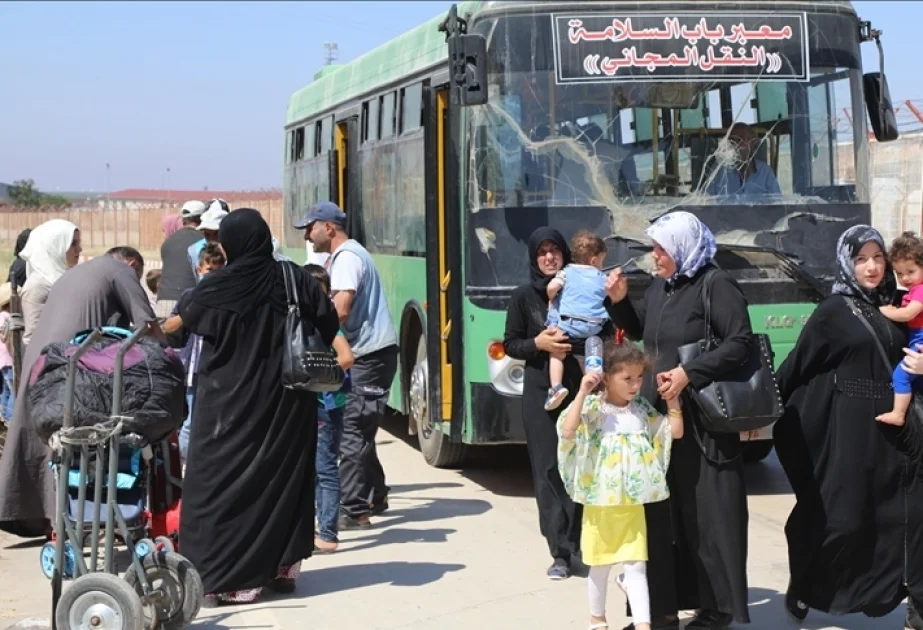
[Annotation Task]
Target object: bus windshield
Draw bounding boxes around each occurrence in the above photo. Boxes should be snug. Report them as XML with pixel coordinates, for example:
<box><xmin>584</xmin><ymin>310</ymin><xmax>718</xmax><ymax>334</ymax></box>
<box><xmin>465</xmin><ymin>10</ymin><xmax>869</xmax><ymax>291</ymax></box>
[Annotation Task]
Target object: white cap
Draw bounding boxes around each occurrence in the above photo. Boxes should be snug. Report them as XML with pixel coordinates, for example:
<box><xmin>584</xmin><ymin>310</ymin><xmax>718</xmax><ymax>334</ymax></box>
<box><xmin>197</xmin><ymin>206</ymin><xmax>228</xmax><ymax>231</ymax></box>
<box><xmin>181</xmin><ymin>200</ymin><xmax>206</xmax><ymax>217</ymax></box>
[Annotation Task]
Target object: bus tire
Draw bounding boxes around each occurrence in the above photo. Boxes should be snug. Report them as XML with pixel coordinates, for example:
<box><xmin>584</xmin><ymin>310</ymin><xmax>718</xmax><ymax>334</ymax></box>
<box><xmin>410</xmin><ymin>335</ymin><xmax>467</xmax><ymax>468</ymax></box>
<box><xmin>744</xmin><ymin>440</ymin><xmax>774</xmax><ymax>463</ymax></box>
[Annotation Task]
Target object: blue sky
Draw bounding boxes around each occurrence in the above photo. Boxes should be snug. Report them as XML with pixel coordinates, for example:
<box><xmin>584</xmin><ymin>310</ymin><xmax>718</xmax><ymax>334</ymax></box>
<box><xmin>0</xmin><ymin>1</ymin><xmax>917</xmax><ymax>193</ymax></box>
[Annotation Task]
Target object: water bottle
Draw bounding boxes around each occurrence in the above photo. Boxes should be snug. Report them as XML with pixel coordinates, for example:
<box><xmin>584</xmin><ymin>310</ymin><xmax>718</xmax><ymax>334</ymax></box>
<box><xmin>585</xmin><ymin>335</ymin><xmax>604</xmax><ymax>375</ymax></box>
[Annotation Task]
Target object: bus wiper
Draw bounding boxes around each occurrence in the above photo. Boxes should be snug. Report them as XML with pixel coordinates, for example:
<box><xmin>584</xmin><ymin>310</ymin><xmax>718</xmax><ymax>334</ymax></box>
<box><xmin>716</xmin><ymin>243</ymin><xmax>827</xmax><ymax>298</ymax></box>
<box><xmin>604</xmin><ymin>234</ymin><xmax>651</xmax><ymax>249</ymax></box>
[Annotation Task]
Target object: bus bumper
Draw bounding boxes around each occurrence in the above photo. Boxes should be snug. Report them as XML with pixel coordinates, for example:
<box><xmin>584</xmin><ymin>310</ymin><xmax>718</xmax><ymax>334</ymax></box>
<box><xmin>469</xmin><ymin>383</ymin><xmax>527</xmax><ymax>444</ymax></box>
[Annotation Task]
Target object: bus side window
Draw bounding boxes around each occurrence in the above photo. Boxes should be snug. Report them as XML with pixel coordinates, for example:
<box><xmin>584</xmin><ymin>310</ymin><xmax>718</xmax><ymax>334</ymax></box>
<box><xmin>400</xmin><ymin>83</ymin><xmax>423</xmax><ymax>134</ymax></box>
<box><xmin>363</xmin><ymin>98</ymin><xmax>380</xmax><ymax>143</ymax></box>
<box><xmin>294</xmin><ymin>127</ymin><xmax>305</xmax><ymax>162</ymax></box>
<box><xmin>380</xmin><ymin>92</ymin><xmax>396</xmax><ymax>140</ymax></box>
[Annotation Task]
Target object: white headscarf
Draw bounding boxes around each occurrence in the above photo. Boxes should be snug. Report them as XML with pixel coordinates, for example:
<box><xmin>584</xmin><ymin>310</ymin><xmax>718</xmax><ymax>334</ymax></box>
<box><xmin>645</xmin><ymin>211</ymin><xmax>717</xmax><ymax>281</ymax></box>
<box><xmin>20</xmin><ymin>219</ymin><xmax>78</xmax><ymax>285</ymax></box>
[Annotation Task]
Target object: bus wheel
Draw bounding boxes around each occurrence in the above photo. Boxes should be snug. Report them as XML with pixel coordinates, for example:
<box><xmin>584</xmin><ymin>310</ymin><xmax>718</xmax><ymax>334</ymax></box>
<box><xmin>410</xmin><ymin>335</ymin><xmax>467</xmax><ymax>468</ymax></box>
<box><xmin>744</xmin><ymin>441</ymin><xmax>774</xmax><ymax>463</ymax></box>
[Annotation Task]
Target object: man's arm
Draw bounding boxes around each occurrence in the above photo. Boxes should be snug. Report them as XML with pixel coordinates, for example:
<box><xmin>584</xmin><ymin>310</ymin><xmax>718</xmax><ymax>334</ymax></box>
<box><xmin>111</xmin><ymin>264</ymin><xmax>166</xmax><ymax>343</ymax></box>
<box><xmin>332</xmin><ymin>291</ymin><xmax>355</xmax><ymax>324</ymax></box>
<box><xmin>329</xmin><ymin>250</ymin><xmax>365</xmax><ymax>324</ymax></box>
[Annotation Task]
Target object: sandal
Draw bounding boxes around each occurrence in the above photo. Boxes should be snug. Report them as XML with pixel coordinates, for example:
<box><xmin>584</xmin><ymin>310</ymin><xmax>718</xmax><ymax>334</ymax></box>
<box><xmin>589</xmin><ymin>623</ymin><xmax>609</xmax><ymax>630</ymax></box>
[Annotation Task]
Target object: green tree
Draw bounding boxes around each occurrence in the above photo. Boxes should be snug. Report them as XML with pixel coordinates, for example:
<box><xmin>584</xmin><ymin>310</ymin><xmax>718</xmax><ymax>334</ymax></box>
<box><xmin>8</xmin><ymin>179</ymin><xmax>70</xmax><ymax>207</ymax></box>
<box><xmin>8</xmin><ymin>179</ymin><xmax>42</xmax><ymax>206</ymax></box>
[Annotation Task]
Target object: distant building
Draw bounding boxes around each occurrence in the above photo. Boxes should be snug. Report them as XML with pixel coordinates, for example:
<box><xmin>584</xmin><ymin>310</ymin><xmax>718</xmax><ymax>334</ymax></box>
<box><xmin>102</xmin><ymin>188</ymin><xmax>282</xmax><ymax>210</ymax></box>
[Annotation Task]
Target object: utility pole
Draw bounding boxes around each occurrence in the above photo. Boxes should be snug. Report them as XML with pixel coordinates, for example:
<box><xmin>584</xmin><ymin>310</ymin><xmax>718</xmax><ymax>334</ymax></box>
<box><xmin>166</xmin><ymin>167</ymin><xmax>171</xmax><ymax>206</ymax></box>
<box><xmin>105</xmin><ymin>163</ymin><xmax>110</xmax><ymax>209</ymax></box>
<box><xmin>324</xmin><ymin>42</ymin><xmax>338</xmax><ymax>66</ymax></box>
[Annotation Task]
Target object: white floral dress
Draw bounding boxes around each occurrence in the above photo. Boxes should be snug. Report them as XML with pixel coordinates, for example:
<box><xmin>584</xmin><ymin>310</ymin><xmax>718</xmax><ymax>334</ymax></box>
<box><xmin>557</xmin><ymin>394</ymin><xmax>674</xmax><ymax>565</ymax></box>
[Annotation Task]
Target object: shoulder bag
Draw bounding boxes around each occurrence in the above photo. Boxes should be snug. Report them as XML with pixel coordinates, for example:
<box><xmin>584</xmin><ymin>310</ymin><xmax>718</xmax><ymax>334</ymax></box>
<box><xmin>676</xmin><ymin>268</ymin><xmax>784</xmax><ymax>433</ymax></box>
<box><xmin>280</xmin><ymin>262</ymin><xmax>345</xmax><ymax>393</ymax></box>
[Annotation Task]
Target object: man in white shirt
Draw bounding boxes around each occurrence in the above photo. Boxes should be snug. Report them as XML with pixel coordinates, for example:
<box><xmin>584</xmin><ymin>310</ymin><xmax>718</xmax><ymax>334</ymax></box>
<box><xmin>297</xmin><ymin>201</ymin><xmax>398</xmax><ymax>529</ymax></box>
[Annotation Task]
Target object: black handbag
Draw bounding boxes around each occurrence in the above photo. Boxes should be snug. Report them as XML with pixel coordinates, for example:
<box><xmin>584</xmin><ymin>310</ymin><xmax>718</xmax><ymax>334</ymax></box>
<box><xmin>280</xmin><ymin>262</ymin><xmax>344</xmax><ymax>393</ymax></box>
<box><xmin>676</xmin><ymin>269</ymin><xmax>784</xmax><ymax>433</ymax></box>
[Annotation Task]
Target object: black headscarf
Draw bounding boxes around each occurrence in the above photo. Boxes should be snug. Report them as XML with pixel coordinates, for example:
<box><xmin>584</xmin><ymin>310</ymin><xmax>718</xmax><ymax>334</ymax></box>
<box><xmin>8</xmin><ymin>228</ymin><xmax>31</xmax><ymax>289</ymax></box>
<box><xmin>528</xmin><ymin>227</ymin><xmax>571</xmax><ymax>293</ymax></box>
<box><xmin>13</xmin><ymin>229</ymin><xmax>31</xmax><ymax>258</ymax></box>
<box><xmin>831</xmin><ymin>224</ymin><xmax>897</xmax><ymax>306</ymax></box>
<box><xmin>191</xmin><ymin>208</ymin><xmax>287</xmax><ymax>316</ymax></box>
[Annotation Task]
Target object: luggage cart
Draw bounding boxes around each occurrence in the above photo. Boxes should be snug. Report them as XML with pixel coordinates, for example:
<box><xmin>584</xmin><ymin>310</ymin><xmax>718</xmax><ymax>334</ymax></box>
<box><xmin>46</xmin><ymin>325</ymin><xmax>202</xmax><ymax>630</ymax></box>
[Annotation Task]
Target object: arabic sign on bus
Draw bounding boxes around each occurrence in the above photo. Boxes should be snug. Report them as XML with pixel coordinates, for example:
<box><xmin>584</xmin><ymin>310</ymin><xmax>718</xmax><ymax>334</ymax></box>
<box><xmin>551</xmin><ymin>13</ymin><xmax>809</xmax><ymax>84</ymax></box>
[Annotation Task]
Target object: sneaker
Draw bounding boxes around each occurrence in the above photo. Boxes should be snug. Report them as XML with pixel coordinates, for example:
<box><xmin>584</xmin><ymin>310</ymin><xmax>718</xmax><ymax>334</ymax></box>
<box><xmin>338</xmin><ymin>513</ymin><xmax>372</xmax><ymax>530</ymax></box>
<box><xmin>544</xmin><ymin>385</ymin><xmax>570</xmax><ymax>411</ymax></box>
<box><xmin>785</xmin><ymin>592</ymin><xmax>809</xmax><ymax>622</ymax></box>
<box><xmin>546</xmin><ymin>557</ymin><xmax>571</xmax><ymax>580</ymax></box>
<box><xmin>686</xmin><ymin>610</ymin><xmax>733</xmax><ymax>629</ymax></box>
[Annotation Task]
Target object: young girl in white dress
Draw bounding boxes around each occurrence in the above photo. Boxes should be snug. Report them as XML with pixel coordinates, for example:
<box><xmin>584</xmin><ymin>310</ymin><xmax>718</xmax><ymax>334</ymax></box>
<box><xmin>558</xmin><ymin>334</ymin><xmax>684</xmax><ymax>630</ymax></box>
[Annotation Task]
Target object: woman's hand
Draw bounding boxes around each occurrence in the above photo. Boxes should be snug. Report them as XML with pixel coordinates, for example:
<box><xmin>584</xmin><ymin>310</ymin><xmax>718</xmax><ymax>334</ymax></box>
<box><xmin>903</xmin><ymin>344</ymin><xmax>923</xmax><ymax>375</ymax></box>
<box><xmin>657</xmin><ymin>366</ymin><xmax>690</xmax><ymax>401</ymax></box>
<box><xmin>535</xmin><ymin>327</ymin><xmax>571</xmax><ymax>355</ymax></box>
<box><xmin>605</xmin><ymin>268</ymin><xmax>629</xmax><ymax>303</ymax></box>
<box><xmin>578</xmin><ymin>372</ymin><xmax>602</xmax><ymax>395</ymax></box>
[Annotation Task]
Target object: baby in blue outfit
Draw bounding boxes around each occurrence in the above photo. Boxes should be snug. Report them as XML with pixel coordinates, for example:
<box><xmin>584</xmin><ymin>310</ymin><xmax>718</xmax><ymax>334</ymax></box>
<box><xmin>544</xmin><ymin>230</ymin><xmax>609</xmax><ymax>411</ymax></box>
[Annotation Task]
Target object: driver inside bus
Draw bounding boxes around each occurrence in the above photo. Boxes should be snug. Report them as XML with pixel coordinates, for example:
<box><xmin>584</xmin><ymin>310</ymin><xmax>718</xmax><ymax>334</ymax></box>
<box><xmin>706</xmin><ymin>122</ymin><xmax>781</xmax><ymax>196</ymax></box>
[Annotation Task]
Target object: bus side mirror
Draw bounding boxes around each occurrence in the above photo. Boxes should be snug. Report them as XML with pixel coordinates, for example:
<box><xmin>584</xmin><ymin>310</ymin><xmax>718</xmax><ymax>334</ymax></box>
<box><xmin>864</xmin><ymin>72</ymin><xmax>899</xmax><ymax>142</ymax></box>
<box><xmin>448</xmin><ymin>33</ymin><xmax>488</xmax><ymax>107</ymax></box>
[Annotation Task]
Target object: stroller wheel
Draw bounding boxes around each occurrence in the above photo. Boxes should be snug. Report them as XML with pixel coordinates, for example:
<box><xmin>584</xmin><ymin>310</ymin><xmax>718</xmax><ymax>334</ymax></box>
<box><xmin>124</xmin><ymin>551</ymin><xmax>203</xmax><ymax>630</ymax></box>
<box><xmin>40</xmin><ymin>541</ymin><xmax>77</xmax><ymax>580</ymax></box>
<box><xmin>55</xmin><ymin>572</ymin><xmax>144</xmax><ymax>630</ymax></box>
<box><xmin>154</xmin><ymin>536</ymin><xmax>175</xmax><ymax>553</ymax></box>
<box><xmin>133</xmin><ymin>538</ymin><xmax>155</xmax><ymax>559</ymax></box>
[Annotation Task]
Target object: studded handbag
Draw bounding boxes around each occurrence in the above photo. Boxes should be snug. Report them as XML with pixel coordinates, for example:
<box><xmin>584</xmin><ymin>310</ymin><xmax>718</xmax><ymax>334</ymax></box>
<box><xmin>279</xmin><ymin>261</ymin><xmax>345</xmax><ymax>393</ymax></box>
<box><xmin>676</xmin><ymin>269</ymin><xmax>785</xmax><ymax>433</ymax></box>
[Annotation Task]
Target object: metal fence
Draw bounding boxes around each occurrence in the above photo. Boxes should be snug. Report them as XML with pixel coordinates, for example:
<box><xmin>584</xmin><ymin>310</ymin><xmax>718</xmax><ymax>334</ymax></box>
<box><xmin>0</xmin><ymin>198</ymin><xmax>287</xmax><ymax>259</ymax></box>
<box><xmin>868</xmin><ymin>133</ymin><xmax>923</xmax><ymax>244</ymax></box>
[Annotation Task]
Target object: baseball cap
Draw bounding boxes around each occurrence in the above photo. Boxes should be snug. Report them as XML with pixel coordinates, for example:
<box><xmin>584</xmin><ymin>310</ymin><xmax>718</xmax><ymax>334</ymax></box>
<box><xmin>294</xmin><ymin>201</ymin><xmax>346</xmax><ymax>230</ymax></box>
<box><xmin>197</xmin><ymin>206</ymin><xmax>229</xmax><ymax>232</ymax></box>
<box><xmin>180</xmin><ymin>200</ymin><xmax>206</xmax><ymax>218</ymax></box>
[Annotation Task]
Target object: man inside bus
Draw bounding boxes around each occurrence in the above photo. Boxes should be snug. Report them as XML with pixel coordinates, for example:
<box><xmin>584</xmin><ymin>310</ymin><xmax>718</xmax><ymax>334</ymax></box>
<box><xmin>706</xmin><ymin>122</ymin><xmax>781</xmax><ymax>196</ymax></box>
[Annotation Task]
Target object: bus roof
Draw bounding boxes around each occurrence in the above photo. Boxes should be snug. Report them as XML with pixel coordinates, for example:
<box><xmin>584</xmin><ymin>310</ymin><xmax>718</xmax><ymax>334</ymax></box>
<box><xmin>286</xmin><ymin>1</ymin><xmax>483</xmax><ymax>127</ymax></box>
<box><xmin>285</xmin><ymin>0</ymin><xmax>858</xmax><ymax>127</ymax></box>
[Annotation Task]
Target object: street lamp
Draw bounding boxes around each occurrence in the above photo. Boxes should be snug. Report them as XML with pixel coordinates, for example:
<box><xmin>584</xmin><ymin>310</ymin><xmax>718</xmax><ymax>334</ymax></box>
<box><xmin>166</xmin><ymin>167</ymin><xmax>171</xmax><ymax>206</ymax></box>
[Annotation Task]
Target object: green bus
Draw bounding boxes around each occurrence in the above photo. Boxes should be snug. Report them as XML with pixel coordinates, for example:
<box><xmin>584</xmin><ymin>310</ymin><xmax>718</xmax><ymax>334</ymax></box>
<box><xmin>282</xmin><ymin>1</ymin><xmax>897</xmax><ymax>467</ymax></box>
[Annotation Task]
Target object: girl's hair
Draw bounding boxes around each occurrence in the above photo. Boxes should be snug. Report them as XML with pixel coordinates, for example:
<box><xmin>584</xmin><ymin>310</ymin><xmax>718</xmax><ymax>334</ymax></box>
<box><xmin>890</xmin><ymin>231</ymin><xmax>923</xmax><ymax>266</ymax></box>
<box><xmin>304</xmin><ymin>263</ymin><xmax>330</xmax><ymax>294</ymax></box>
<box><xmin>603</xmin><ymin>337</ymin><xmax>650</xmax><ymax>374</ymax></box>
<box><xmin>145</xmin><ymin>268</ymin><xmax>161</xmax><ymax>294</ymax></box>
<box><xmin>571</xmin><ymin>230</ymin><xmax>607</xmax><ymax>265</ymax></box>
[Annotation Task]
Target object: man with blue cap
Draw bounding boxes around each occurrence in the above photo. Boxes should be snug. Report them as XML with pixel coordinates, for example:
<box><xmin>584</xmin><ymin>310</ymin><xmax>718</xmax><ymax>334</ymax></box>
<box><xmin>296</xmin><ymin>201</ymin><xmax>398</xmax><ymax>529</ymax></box>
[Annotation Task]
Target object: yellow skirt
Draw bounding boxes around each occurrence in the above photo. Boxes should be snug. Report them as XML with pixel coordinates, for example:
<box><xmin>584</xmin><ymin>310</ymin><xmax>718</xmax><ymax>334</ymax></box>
<box><xmin>581</xmin><ymin>504</ymin><xmax>647</xmax><ymax>566</ymax></box>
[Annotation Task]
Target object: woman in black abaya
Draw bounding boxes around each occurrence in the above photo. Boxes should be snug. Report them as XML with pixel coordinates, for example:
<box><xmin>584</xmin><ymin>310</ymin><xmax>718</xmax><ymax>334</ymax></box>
<box><xmin>178</xmin><ymin>208</ymin><xmax>339</xmax><ymax>606</ymax></box>
<box><xmin>607</xmin><ymin>211</ymin><xmax>751</xmax><ymax>629</ymax></box>
<box><xmin>502</xmin><ymin>227</ymin><xmax>621</xmax><ymax>580</ymax></box>
<box><xmin>774</xmin><ymin>225</ymin><xmax>923</xmax><ymax>628</ymax></box>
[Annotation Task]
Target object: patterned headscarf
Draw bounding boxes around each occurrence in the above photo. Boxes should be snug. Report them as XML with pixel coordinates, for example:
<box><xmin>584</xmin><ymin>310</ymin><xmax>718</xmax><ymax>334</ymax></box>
<box><xmin>645</xmin><ymin>211</ymin><xmax>717</xmax><ymax>281</ymax></box>
<box><xmin>831</xmin><ymin>224</ymin><xmax>896</xmax><ymax>306</ymax></box>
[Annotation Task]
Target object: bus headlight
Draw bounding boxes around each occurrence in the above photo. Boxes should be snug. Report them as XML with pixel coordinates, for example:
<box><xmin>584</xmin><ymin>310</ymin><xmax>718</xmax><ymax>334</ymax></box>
<box><xmin>487</xmin><ymin>341</ymin><xmax>525</xmax><ymax>396</ymax></box>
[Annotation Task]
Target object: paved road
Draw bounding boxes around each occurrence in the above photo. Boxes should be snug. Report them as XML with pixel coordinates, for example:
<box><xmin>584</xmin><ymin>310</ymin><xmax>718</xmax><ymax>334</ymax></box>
<box><xmin>0</xmin><ymin>415</ymin><xmax>911</xmax><ymax>629</ymax></box>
